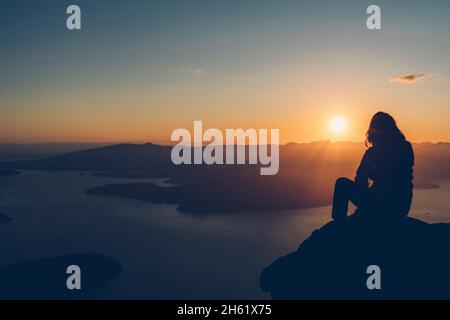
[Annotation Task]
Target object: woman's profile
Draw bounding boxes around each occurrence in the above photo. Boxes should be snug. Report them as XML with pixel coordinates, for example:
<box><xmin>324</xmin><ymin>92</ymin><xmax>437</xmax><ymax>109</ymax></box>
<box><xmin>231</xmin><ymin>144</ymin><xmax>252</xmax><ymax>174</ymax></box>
<box><xmin>331</xmin><ymin>112</ymin><xmax>414</xmax><ymax>220</ymax></box>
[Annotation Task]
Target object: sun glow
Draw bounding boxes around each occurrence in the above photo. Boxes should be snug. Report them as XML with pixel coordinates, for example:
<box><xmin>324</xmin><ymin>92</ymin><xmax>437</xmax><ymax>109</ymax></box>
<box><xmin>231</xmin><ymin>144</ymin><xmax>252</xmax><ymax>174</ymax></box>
<box><xmin>329</xmin><ymin>116</ymin><xmax>347</xmax><ymax>133</ymax></box>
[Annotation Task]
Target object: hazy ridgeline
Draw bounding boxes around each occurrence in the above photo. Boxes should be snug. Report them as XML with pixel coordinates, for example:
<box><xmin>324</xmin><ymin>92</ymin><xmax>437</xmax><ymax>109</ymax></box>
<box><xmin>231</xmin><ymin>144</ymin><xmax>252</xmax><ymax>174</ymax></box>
<box><xmin>1</xmin><ymin>141</ymin><xmax>449</xmax><ymax>213</ymax></box>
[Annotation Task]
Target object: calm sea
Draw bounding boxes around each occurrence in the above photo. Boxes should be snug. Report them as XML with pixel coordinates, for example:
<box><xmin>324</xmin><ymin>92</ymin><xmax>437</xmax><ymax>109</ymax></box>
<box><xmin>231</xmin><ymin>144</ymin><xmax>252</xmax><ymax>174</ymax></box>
<box><xmin>0</xmin><ymin>170</ymin><xmax>448</xmax><ymax>299</ymax></box>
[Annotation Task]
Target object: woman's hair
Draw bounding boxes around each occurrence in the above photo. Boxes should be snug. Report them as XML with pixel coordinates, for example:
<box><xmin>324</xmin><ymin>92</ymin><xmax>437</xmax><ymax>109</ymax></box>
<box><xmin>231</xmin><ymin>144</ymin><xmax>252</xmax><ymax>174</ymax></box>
<box><xmin>365</xmin><ymin>112</ymin><xmax>406</xmax><ymax>147</ymax></box>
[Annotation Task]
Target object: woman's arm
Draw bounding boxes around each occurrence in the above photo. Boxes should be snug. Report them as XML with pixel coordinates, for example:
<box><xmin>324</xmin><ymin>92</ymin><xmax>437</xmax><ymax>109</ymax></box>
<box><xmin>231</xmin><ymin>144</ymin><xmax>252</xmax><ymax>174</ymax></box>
<box><xmin>354</xmin><ymin>150</ymin><xmax>371</xmax><ymax>187</ymax></box>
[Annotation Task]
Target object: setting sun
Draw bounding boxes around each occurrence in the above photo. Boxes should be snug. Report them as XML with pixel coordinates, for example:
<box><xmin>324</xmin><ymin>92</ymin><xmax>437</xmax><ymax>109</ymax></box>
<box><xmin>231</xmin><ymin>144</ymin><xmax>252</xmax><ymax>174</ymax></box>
<box><xmin>329</xmin><ymin>116</ymin><xmax>347</xmax><ymax>133</ymax></box>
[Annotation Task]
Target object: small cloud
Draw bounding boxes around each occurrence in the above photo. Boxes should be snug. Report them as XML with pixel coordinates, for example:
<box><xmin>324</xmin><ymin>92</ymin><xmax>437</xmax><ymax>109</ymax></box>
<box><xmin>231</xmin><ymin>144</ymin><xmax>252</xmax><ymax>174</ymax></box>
<box><xmin>179</xmin><ymin>66</ymin><xmax>206</xmax><ymax>76</ymax></box>
<box><xmin>389</xmin><ymin>73</ymin><xmax>428</xmax><ymax>84</ymax></box>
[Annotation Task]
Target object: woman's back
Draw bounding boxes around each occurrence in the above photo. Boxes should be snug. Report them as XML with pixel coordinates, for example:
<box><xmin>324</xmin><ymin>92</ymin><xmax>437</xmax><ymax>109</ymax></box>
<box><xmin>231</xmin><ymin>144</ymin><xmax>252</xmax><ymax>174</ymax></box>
<box><xmin>357</xmin><ymin>140</ymin><xmax>414</xmax><ymax>215</ymax></box>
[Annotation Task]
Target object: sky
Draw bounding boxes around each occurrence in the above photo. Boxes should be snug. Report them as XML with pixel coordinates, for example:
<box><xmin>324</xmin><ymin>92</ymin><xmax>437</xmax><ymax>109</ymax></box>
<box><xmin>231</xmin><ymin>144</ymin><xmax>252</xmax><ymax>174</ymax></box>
<box><xmin>1</xmin><ymin>0</ymin><xmax>450</xmax><ymax>144</ymax></box>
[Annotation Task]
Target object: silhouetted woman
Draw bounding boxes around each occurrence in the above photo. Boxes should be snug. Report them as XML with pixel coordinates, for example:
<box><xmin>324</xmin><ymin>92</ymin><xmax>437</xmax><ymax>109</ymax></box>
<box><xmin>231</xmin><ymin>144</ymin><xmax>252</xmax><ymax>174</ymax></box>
<box><xmin>331</xmin><ymin>112</ymin><xmax>414</xmax><ymax>220</ymax></box>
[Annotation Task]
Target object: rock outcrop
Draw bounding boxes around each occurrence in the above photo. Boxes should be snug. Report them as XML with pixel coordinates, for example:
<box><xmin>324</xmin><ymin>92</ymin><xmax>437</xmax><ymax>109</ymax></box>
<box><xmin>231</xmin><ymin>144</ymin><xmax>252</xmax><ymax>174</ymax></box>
<box><xmin>260</xmin><ymin>215</ymin><xmax>450</xmax><ymax>299</ymax></box>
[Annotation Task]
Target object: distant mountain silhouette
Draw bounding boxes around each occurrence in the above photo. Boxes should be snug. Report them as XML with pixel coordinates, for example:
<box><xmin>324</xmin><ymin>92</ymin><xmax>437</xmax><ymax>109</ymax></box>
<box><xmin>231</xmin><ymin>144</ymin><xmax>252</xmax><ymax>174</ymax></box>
<box><xmin>1</xmin><ymin>141</ymin><xmax>449</xmax><ymax>213</ymax></box>
<box><xmin>0</xmin><ymin>143</ymin><xmax>109</xmax><ymax>161</ymax></box>
<box><xmin>260</xmin><ymin>215</ymin><xmax>450</xmax><ymax>299</ymax></box>
<box><xmin>0</xmin><ymin>143</ymin><xmax>172</xmax><ymax>173</ymax></box>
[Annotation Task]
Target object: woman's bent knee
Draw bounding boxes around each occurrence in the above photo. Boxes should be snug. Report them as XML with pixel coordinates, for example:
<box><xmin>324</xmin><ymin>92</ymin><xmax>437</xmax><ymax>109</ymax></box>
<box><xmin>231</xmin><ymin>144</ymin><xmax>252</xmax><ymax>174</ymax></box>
<box><xmin>335</xmin><ymin>177</ymin><xmax>352</xmax><ymax>187</ymax></box>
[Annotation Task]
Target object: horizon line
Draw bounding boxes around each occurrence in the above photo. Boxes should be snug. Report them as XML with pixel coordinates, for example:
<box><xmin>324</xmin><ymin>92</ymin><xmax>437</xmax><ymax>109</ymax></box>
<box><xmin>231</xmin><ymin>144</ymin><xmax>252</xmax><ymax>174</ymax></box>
<box><xmin>0</xmin><ymin>139</ymin><xmax>449</xmax><ymax>146</ymax></box>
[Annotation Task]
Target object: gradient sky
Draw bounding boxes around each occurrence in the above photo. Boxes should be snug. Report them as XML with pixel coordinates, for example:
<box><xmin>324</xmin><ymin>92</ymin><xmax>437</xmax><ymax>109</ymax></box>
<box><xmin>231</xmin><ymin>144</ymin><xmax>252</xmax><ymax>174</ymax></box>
<box><xmin>1</xmin><ymin>0</ymin><xmax>450</xmax><ymax>144</ymax></box>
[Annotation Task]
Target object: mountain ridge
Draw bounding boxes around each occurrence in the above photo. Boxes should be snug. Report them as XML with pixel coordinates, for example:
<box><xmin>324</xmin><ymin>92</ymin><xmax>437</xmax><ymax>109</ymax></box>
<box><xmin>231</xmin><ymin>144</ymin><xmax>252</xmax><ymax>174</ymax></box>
<box><xmin>1</xmin><ymin>142</ymin><xmax>449</xmax><ymax>214</ymax></box>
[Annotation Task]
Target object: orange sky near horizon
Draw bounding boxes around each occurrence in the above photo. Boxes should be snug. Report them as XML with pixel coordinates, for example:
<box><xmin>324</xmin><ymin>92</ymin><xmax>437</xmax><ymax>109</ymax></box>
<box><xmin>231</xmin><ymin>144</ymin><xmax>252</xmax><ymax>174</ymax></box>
<box><xmin>2</xmin><ymin>71</ymin><xmax>449</xmax><ymax>145</ymax></box>
<box><xmin>1</xmin><ymin>106</ymin><xmax>448</xmax><ymax>145</ymax></box>
<box><xmin>1</xmin><ymin>78</ymin><xmax>449</xmax><ymax>145</ymax></box>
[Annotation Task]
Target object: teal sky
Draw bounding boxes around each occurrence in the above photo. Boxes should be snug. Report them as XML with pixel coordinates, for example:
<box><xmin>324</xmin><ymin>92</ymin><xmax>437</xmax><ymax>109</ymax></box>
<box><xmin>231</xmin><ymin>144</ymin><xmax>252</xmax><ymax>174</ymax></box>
<box><xmin>1</xmin><ymin>0</ymin><xmax>450</xmax><ymax>143</ymax></box>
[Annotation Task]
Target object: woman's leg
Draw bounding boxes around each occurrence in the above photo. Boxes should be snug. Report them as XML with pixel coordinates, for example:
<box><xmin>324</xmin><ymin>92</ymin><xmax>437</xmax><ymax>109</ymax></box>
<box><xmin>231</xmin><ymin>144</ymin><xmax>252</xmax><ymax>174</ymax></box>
<box><xmin>331</xmin><ymin>177</ymin><xmax>371</xmax><ymax>220</ymax></box>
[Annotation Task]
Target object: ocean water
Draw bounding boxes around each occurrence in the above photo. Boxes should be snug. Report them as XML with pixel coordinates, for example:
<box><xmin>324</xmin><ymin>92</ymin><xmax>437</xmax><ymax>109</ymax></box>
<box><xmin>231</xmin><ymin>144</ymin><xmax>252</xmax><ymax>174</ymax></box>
<box><xmin>0</xmin><ymin>170</ymin><xmax>448</xmax><ymax>299</ymax></box>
